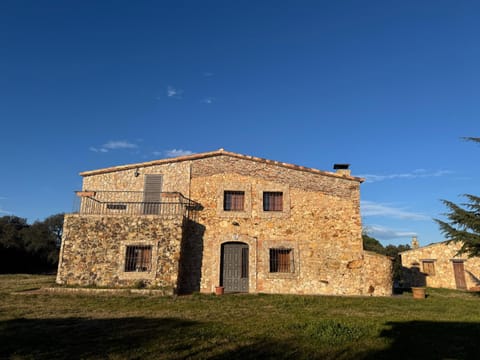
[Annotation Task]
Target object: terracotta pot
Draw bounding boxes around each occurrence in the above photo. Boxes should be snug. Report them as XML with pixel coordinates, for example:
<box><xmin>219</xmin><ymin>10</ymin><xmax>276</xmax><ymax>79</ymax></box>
<box><xmin>412</xmin><ymin>287</ymin><xmax>426</xmax><ymax>299</ymax></box>
<box><xmin>215</xmin><ymin>286</ymin><xmax>224</xmax><ymax>296</ymax></box>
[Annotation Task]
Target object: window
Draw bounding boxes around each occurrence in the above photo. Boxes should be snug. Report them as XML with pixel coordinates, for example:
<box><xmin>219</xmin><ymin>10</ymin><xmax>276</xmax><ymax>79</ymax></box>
<box><xmin>107</xmin><ymin>204</ymin><xmax>127</xmax><ymax>210</ymax></box>
<box><xmin>223</xmin><ymin>191</ymin><xmax>245</xmax><ymax>211</ymax></box>
<box><xmin>143</xmin><ymin>174</ymin><xmax>163</xmax><ymax>215</ymax></box>
<box><xmin>124</xmin><ymin>245</ymin><xmax>152</xmax><ymax>272</ymax></box>
<box><xmin>422</xmin><ymin>260</ymin><xmax>435</xmax><ymax>276</ymax></box>
<box><xmin>269</xmin><ymin>248</ymin><xmax>294</xmax><ymax>273</ymax></box>
<box><xmin>263</xmin><ymin>192</ymin><xmax>283</xmax><ymax>211</ymax></box>
<box><xmin>257</xmin><ymin>186</ymin><xmax>289</xmax><ymax>218</ymax></box>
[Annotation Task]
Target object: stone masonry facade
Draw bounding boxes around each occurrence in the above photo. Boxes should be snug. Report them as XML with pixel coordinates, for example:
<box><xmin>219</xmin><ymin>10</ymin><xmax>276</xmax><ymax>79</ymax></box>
<box><xmin>401</xmin><ymin>241</ymin><xmax>480</xmax><ymax>290</ymax></box>
<box><xmin>57</xmin><ymin>149</ymin><xmax>393</xmax><ymax>296</ymax></box>
<box><xmin>56</xmin><ymin>214</ymin><xmax>184</xmax><ymax>291</ymax></box>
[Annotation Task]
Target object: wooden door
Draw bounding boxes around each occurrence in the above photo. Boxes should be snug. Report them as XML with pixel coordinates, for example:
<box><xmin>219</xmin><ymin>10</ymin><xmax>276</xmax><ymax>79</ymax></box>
<box><xmin>453</xmin><ymin>261</ymin><xmax>467</xmax><ymax>290</ymax></box>
<box><xmin>221</xmin><ymin>243</ymin><xmax>249</xmax><ymax>293</ymax></box>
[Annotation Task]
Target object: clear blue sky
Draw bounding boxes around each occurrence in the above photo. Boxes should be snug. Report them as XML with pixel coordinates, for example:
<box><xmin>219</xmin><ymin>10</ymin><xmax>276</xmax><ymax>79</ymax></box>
<box><xmin>1</xmin><ymin>0</ymin><xmax>479</xmax><ymax>247</ymax></box>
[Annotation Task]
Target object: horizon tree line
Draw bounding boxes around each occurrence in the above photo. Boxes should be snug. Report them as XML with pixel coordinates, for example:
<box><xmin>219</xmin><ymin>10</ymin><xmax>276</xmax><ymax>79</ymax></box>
<box><xmin>0</xmin><ymin>213</ymin><xmax>63</xmax><ymax>273</ymax></box>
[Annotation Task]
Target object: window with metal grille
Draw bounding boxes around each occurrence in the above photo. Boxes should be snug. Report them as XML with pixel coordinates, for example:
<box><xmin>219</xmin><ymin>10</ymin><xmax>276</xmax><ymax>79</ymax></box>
<box><xmin>263</xmin><ymin>192</ymin><xmax>283</xmax><ymax>211</ymax></box>
<box><xmin>269</xmin><ymin>248</ymin><xmax>294</xmax><ymax>273</ymax></box>
<box><xmin>124</xmin><ymin>245</ymin><xmax>152</xmax><ymax>272</ymax></box>
<box><xmin>422</xmin><ymin>260</ymin><xmax>435</xmax><ymax>276</ymax></box>
<box><xmin>223</xmin><ymin>191</ymin><xmax>245</xmax><ymax>211</ymax></box>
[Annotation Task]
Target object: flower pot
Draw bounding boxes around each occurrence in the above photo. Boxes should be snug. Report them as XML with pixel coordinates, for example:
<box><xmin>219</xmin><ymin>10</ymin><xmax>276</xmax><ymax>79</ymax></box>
<box><xmin>411</xmin><ymin>287</ymin><xmax>426</xmax><ymax>299</ymax></box>
<box><xmin>215</xmin><ymin>286</ymin><xmax>224</xmax><ymax>296</ymax></box>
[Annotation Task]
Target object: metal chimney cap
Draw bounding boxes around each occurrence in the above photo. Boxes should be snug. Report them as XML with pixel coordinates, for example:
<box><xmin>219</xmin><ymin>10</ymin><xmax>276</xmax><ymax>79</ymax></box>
<box><xmin>333</xmin><ymin>163</ymin><xmax>350</xmax><ymax>170</ymax></box>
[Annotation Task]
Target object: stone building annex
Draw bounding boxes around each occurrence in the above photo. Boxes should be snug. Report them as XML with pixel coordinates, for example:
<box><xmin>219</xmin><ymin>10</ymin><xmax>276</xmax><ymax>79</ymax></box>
<box><xmin>401</xmin><ymin>240</ymin><xmax>480</xmax><ymax>291</ymax></box>
<box><xmin>56</xmin><ymin>149</ymin><xmax>392</xmax><ymax>296</ymax></box>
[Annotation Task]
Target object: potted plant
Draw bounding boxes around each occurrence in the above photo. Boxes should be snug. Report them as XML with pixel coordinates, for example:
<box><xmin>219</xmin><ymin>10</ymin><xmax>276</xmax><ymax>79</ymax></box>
<box><xmin>215</xmin><ymin>285</ymin><xmax>224</xmax><ymax>296</ymax></box>
<box><xmin>411</xmin><ymin>286</ymin><xmax>426</xmax><ymax>299</ymax></box>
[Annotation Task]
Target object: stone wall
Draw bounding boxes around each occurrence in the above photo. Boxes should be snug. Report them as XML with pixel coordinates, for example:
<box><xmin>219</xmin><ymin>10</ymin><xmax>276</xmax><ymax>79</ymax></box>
<box><xmin>60</xmin><ymin>152</ymin><xmax>393</xmax><ymax>296</ymax></box>
<box><xmin>56</xmin><ymin>214</ymin><xmax>184</xmax><ymax>292</ymax></box>
<box><xmin>82</xmin><ymin>161</ymin><xmax>192</xmax><ymax>195</ymax></box>
<box><xmin>401</xmin><ymin>242</ymin><xmax>480</xmax><ymax>290</ymax></box>
<box><xmin>361</xmin><ymin>252</ymin><xmax>393</xmax><ymax>296</ymax></box>
<box><xmin>191</xmin><ymin>155</ymin><xmax>359</xmax><ymax>199</ymax></box>
<box><xmin>188</xmin><ymin>157</ymin><xmax>392</xmax><ymax>296</ymax></box>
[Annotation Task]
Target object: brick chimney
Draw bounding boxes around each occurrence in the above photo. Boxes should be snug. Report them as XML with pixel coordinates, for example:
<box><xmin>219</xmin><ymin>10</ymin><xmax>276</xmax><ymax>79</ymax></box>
<box><xmin>411</xmin><ymin>236</ymin><xmax>419</xmax><ymax>249</ymax></box>
<box><xmin>333</xmin><ymin>163</ymin><xmax>351</xmax><ymax>176</ymax></box>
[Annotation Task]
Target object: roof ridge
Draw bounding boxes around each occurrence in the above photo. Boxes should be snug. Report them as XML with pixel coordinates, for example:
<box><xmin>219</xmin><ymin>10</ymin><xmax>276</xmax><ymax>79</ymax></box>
<box><xmin>79</xmin><ymin>148</ymin><xmax>364</xmax><ymax>182</ymax></box>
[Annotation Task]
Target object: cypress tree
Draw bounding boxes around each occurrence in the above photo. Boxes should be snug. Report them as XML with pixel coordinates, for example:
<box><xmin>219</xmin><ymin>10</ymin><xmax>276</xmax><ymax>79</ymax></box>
<box><xmin>436</xmin><ymin>138</ymin><xmax>480</xmax><ymax>257</ymax></box>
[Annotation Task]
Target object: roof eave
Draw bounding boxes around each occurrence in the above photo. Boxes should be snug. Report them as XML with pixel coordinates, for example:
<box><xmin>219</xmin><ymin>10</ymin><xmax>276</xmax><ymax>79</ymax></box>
<box><xmin>79</xmin><ymin>149</ymin><xmax>365</xmax><ymax>183</ymax></box>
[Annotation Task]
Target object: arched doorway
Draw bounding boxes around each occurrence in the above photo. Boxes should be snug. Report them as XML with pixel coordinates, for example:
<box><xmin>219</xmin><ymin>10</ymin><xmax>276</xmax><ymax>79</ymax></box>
<box><xmin>220</xmin><ymin>242</ymin><xmax>249</xmax><ymax>293</ymax></box>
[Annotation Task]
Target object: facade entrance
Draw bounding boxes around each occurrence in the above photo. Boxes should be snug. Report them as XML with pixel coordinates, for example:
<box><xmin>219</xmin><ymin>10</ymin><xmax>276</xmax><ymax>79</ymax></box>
<box><xmin>221</xmin><ymin>242</ymin><xmax>249</xmax><ymax>293</ymax></box>
<box><xmin>453</xmin><ymin>261</ymin><xmax>467</xmax><ymax>290</ymax></box>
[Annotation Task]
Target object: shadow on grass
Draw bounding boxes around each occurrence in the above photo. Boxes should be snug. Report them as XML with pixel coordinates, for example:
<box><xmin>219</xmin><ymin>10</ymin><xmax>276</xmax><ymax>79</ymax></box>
<box><xmin>4</xmin><ymin>317</ymin><xmax>479</xmax><ymax>359</ymax></box>
<box><xmin>363</xmin><ymin>320</ymin><xmax>480</xmax><ymax>359</ymax></box>
<box><xmin>0</xmin><ymin>317</ymin><xmax>299</xmax><ymax>359</ymax></box>
<box><xmin>0</xmin><ymin>317</ymin><xmax>200</xmax><ymax>359</ymax></box>
<box><xmin>209</xmin><ymin>341</ymin><xmax>303</xmax><ymax>360</ymax></box>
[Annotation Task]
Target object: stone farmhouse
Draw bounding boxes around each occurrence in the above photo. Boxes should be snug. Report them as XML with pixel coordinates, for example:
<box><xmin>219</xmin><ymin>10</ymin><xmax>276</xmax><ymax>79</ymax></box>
<box><xmin>56</xmin><ymin>149</ymin><xmax>392</xmax><ymax>296</ymax></box>
<box><xmin>401</xmin><ymin>240</ymin><xmax>480</xmax><ymax>291</ymax></box>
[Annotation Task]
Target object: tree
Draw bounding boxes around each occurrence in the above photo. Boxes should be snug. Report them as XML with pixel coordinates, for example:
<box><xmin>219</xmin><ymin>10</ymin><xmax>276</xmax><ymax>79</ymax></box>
<box><xmin>362</xmin><ymin>233</ymin><xmax>386</xmax><ymax>255</ymax></box>
<box><xmin>385</xmin><ymin>244</ymin><xmax>410</xmax><ymax>284</ymax></box>
<box><xmin>0</xmin><ymin>216</ymin><xmax>28</xmax><ymax>249</ymax></box>
<box><xmin>0</xmin><ymin>213</ymin><xmax>64</xmax><ymax>273</ymax></box>
<box><xmin>0</xmin><ymin>216</ymin><xmax>29</xmax><ymax>273</ymax></box>
<box><xmin>436</xmin><ymin>138</ymin><xmax>480</xmax><ymax>257</ymax></box>
<box><xmin>22</xmin><ymin>221</ymin><xmax>59</xmax><ymax>267</ymax></box>
<box><xmin>436</xmin><ymin>195</ymin><xmax>480</xmax><ymax>257</ymax></box>
<box><xmin>43</xmin><ymin>213</ymin><xmax>64</xmax><ymax>247</ymax></box>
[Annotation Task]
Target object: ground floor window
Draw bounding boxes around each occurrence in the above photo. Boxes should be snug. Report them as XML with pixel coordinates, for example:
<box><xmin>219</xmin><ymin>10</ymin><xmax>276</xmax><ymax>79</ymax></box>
<box><xmin>124</xmin><ymin>245</ymin><xmax>152</xmax><ymax>272</ymax></box>
<box><xmin>422</xmin><ymin>260</ymin><xmax>435</xmax><ymax>276</ymax></box>
<box><xmin>269</xmin><ymin>248</ymin><xmax>294</xmax><ymax>273</ymax></box>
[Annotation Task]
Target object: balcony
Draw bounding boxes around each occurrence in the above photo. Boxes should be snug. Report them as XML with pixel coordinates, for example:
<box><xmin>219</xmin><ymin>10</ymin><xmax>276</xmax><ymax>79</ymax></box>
<box><xmin>73</xmin><ymin>191</ymin><xmax>201</xmax><ymax>217</ymax></box>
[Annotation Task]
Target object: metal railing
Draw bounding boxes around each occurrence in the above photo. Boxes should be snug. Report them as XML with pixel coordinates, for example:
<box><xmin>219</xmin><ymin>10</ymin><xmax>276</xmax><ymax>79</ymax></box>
<box><xmin>73</xmin><ymin>190</ymin><xmax>201</xmax><ymax>217</ymax></box>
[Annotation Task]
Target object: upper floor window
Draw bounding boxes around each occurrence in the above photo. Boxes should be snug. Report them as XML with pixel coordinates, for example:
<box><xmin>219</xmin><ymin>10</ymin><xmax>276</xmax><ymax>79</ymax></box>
<box><xmin>263</xmin><ymin>191</ymin><xmax>283</xmax><ymax>211</ymax></box>
<box><xmin>224</xmin><ymin>191</ymin><xmax>245</xmax><ymax>211</ymax></box>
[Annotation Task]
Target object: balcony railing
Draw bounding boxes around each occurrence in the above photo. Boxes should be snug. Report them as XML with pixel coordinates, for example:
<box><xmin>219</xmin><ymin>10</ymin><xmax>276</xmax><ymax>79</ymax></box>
<box><xmin>73</xmin><ymin>191</ymin><xmax>201</xmax><ymax>217</ymax></box>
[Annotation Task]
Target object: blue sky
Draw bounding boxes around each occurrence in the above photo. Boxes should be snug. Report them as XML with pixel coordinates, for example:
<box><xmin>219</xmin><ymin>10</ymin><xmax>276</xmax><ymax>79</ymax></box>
<box><xmin>1</xmin><ymin>1</ymin><xmax>478</xmax><ymax>247</ymax></box>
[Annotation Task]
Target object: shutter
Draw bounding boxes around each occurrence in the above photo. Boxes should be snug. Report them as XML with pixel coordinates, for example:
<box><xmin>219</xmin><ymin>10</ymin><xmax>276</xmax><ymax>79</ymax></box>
<box><xmin>224</xmin><ymin>191</ymin><xmax>245</xmax><ymax>211</ymax></box>
<box><xmin>143</xmin><ymin>175</ymin><xmax>163</xmax><ymax>214</ymax></box>
<box><xmin>263</xmin><ymin>192</ymin><xmax>283</xmax><ymax>211</ymax></box>
<box><xmin>142</xmin><ymin>247</ymin><xmax>152</xmax><ymax>271</ymax></box>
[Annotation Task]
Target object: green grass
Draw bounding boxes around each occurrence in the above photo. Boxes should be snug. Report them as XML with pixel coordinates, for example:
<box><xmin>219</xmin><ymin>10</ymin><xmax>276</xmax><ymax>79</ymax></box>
<box><xmin>1</xmin><ymin>275</ymin><xmax>480</xmax><ymax>359</ymax></box>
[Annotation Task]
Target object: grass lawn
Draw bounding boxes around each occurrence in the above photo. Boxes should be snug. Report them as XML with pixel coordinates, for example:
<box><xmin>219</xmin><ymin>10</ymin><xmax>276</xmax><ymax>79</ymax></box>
<box><xmin>1</xmin><ymin>275</ymin><xmax>479</xmax><ymax>359</ymax></box>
